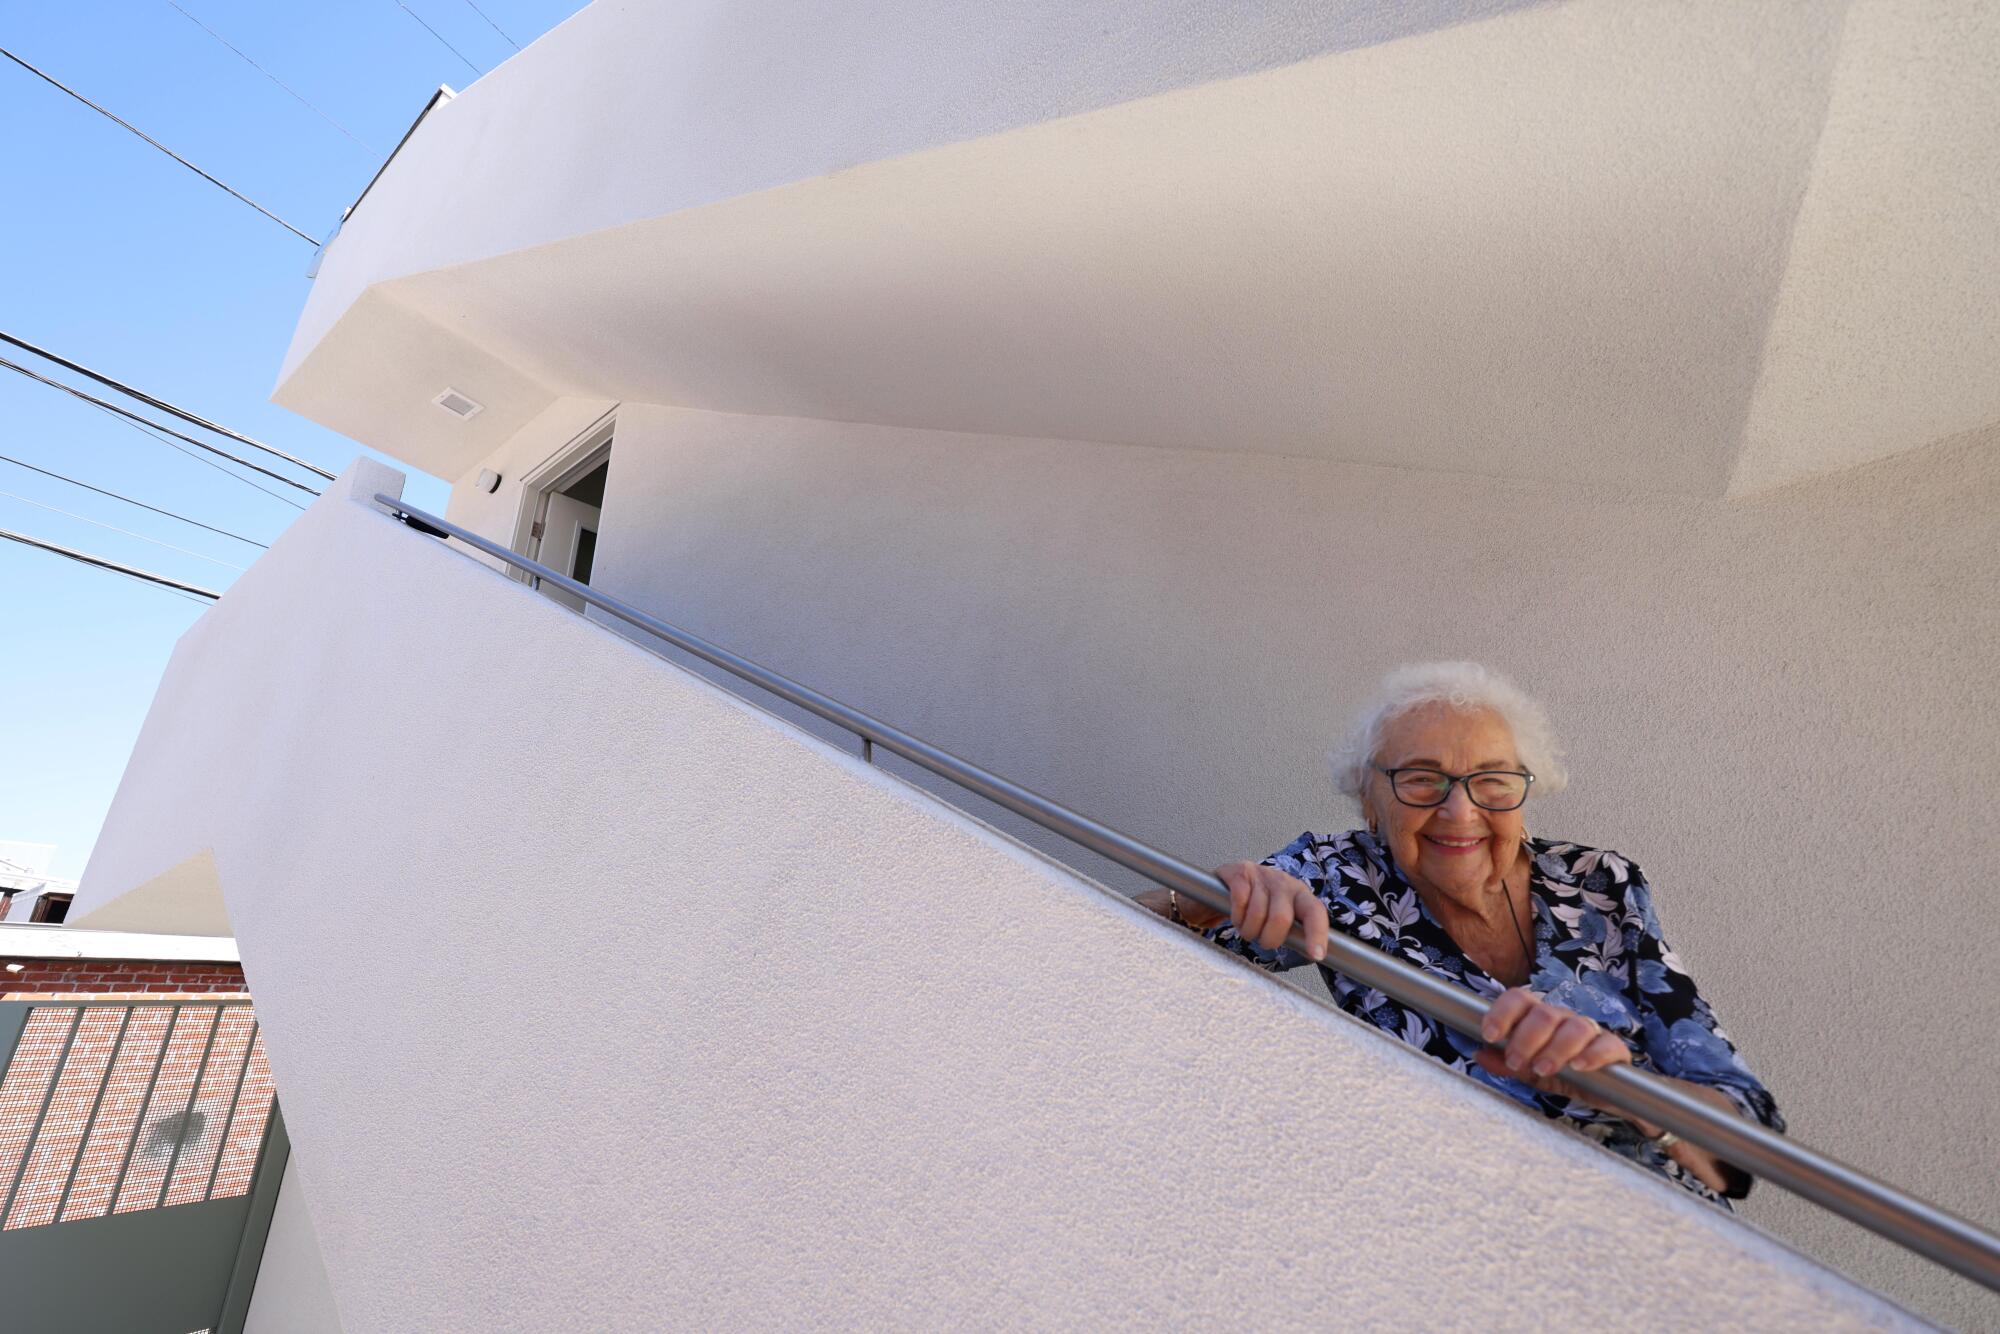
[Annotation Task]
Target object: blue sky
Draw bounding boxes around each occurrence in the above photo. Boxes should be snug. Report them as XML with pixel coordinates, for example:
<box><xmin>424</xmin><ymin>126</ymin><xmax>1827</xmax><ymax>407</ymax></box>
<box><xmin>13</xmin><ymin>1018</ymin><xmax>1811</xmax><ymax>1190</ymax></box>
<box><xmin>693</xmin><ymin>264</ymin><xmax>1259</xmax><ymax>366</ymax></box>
<box><xmin>2</xmin><ymin>0</ymin><xmax>584</xmax><ymax>879</ymax></box>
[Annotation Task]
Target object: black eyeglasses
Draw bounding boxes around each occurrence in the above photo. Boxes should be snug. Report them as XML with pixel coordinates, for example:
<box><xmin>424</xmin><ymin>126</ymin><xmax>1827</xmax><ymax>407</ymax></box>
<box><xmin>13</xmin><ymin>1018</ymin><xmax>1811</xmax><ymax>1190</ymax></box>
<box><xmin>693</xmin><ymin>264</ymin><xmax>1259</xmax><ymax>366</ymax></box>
<box><xmin>1375</xmin><ymin>766</ymin><xmax>1535</xmax><ymax>811</ymax></box>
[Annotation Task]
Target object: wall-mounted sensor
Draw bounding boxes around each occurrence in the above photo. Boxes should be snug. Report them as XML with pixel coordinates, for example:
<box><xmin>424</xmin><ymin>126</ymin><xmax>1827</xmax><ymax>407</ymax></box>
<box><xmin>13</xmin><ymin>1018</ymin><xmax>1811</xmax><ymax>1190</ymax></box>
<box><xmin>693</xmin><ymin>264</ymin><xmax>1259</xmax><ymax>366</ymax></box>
<box><xmin>434</xmin><ymin>387</ymin><xmax>485</xmax><ymax>420</ymax></box>
<box><xmin>476</xmin><ymin>469</ymin><xmax>502</xmax><ymax>494</ymax></box>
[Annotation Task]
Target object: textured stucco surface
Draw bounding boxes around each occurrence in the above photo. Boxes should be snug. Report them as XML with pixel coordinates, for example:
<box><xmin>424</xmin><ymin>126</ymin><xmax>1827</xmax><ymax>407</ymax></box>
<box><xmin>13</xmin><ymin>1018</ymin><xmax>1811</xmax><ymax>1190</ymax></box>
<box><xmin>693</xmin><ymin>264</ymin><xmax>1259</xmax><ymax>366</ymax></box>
<box><xmin>1730</xmin><ymin>0</ymin><xmax>2000</xmax><ymax>495</ymax></box>
<box><xmin>283</xmin><ymin>0</ymin><xmax>1542</xmax><ymax>384</ymax></box>
<box><xmin>435</xmin><ymin>403</ymin><xmax>2000</xmax><ymax>1327</ymax></box>
<box><xmin>277</xmin><ymin>0</ymin><xmax>1838</xmax><ymax>492</ymax></box>
<box><xmin>245</xmin><ymin>1158</ymin><xmax>344</xmax><ymax>1334</ymax></box>
<box><xmin>278</xmin><ymin>0</ymin><xmax>2000</xmax><ymax>498</ymax></box>
<box><xmin>72</xmin><ymin>465</ymin><xmax>1917</xmax><ymax>1331</ymax></box>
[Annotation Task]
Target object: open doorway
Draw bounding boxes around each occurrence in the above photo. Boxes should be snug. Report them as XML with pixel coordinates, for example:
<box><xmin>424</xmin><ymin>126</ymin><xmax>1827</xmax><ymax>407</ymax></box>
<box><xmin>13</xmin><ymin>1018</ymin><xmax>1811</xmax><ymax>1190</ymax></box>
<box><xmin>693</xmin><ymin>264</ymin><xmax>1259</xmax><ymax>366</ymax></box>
<box><xmin>520</xmin><ymin>419</ymin><xmax>613</xmax><ymax>613</ymax></box>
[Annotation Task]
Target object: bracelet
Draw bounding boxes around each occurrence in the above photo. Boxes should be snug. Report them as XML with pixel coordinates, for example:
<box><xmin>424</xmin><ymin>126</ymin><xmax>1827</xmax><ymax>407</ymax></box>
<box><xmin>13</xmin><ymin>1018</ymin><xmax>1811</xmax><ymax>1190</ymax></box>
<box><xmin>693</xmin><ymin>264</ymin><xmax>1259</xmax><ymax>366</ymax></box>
<box><xmin>1167</xmin><ymin>887</ymin><xmax>1185</xmax><ymax>925</ymax></box>
<box><xmin>1648</xmin><ymin>1129</ymin><xmax>1681</xmax><ymax>1153</ymax></box>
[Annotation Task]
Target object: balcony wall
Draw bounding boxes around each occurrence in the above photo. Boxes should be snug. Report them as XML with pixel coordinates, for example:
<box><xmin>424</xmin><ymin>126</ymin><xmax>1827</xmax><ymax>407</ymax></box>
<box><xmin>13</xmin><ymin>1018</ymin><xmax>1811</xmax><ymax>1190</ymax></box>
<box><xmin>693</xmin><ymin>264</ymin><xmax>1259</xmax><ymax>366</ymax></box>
<box><xmin>71</xmin><ymin>463</ymin><xmax>1917</xmax><ymax>1330</ymax></box>
<box><xmin>442</xmin><ymin>399</ymin><xmax>2000</xmax><ymax>1329</ymax></box>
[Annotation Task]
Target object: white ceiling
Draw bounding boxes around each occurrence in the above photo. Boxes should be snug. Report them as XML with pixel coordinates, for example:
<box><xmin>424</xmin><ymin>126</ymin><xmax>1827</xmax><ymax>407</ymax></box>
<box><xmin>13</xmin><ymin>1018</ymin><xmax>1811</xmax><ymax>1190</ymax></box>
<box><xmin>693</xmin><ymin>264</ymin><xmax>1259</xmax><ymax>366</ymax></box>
<box><xmin>276</xmin><ymin>0</ymin><xmax>2000</xmax><ymax>498</ymax></box>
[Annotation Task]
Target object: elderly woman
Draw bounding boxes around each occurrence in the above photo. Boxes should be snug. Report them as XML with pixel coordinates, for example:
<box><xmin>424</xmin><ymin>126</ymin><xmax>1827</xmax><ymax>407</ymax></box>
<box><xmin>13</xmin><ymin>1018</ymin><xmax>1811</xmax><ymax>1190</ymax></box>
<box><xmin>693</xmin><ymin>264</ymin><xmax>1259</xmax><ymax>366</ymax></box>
<box><xmin>1142</xmin><ymin>662</ymin><xmax>1782</xmax><ymax>1203</ymax></box>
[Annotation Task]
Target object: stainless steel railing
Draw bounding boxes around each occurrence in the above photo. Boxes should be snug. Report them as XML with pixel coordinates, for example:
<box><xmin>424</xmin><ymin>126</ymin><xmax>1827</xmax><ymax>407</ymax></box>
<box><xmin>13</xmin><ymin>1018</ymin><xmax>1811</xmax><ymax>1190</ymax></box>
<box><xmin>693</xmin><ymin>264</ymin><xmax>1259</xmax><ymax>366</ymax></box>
<box><xmin>372</xmin><ymin>492</ymin><xmax>2000</xmax><ymax>1295</ymax></box>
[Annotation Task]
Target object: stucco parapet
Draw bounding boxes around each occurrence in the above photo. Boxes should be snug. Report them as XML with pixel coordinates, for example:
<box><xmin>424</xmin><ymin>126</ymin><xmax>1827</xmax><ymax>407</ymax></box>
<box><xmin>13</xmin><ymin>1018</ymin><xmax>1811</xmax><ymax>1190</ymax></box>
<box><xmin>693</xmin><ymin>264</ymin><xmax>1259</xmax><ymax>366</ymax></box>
<box><xmin>54</xmin><ymin>492</ymin><xmax>1924</xmax><ymax>1327</ymax></box>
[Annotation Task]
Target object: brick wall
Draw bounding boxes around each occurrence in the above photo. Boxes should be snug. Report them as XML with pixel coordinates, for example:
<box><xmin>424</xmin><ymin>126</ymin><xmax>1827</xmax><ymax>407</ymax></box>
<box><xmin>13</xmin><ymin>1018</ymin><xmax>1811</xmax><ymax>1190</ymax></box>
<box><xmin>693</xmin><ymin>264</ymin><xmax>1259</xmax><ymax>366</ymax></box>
<box><xmin>1</xmin><ymin>958</ymin><xmax>247</xmax><ymax>999</ymax></box>
<box><xmin>0</xmin><ymin>999</ymin><xmax>274</xmax><ymax>1229</ymax></box>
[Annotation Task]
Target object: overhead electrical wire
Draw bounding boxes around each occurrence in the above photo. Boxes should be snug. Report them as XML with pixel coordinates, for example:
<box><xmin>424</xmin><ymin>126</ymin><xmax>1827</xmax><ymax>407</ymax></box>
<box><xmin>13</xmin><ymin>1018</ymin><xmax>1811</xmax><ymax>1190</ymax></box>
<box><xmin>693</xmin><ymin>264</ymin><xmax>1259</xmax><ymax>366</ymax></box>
<box><xmin>0</xmin><ymin>44</ymin><xmax>319</xmax><ymax>246</ymax></box>
<box><xmin>165</xmin><ymin>1</ymin><xmax>379</xmax><ymax>153</ymax></box>
<box><xmin>0</xmin><ymin>355</ymin><xmax>323</xmax><ymax>496</ymax></box>
<box><xmin>0</xmin><ymin>452</ymin><xmax>268</xmax><ymax>548</ymax></box>
<box><xmin>0</xmin><ymin>330</ymin><xmax>336</xmax><ymax>480</ymax></box>
<box><xmin>0</xmin><ymin>353</ymin><xmax>323</xmax><ymax>496</ymax></box>
<box><xmin>390</xmin><ymin>1</ymin><xmax>482</xmax><ymax>77</ymax></box>
<box><xmin>121</xmin><ymin>416</ymin><xmax>311</xmax><ymax>512</ymax></box>
<box><xmin>0</xmin><ymin>489</ymin><xmax>248</xmax><ymax>570</ymax></box>
<box><xmin>0</xmin><ymin>524</ymin><xmax>221</xmax><ymax>602</ymax></box>
<box><xmin>458</xmin><ymin>0</ymin><xmax>520</xmax><ymax>51</ymax></box>
<box><xmin>68</xmin><ymin>389</ymin><xmax>309</xmax><ymax>512</ymax></box>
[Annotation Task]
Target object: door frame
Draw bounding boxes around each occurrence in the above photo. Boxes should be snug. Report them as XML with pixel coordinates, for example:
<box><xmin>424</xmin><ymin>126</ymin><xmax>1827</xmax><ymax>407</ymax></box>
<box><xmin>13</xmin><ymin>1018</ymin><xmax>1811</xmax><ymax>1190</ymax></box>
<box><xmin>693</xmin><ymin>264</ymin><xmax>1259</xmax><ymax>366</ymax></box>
<box><xmin>509</xmin><ymin>409</ymin><xmax>617</xmax><ymax>586</ymax></box>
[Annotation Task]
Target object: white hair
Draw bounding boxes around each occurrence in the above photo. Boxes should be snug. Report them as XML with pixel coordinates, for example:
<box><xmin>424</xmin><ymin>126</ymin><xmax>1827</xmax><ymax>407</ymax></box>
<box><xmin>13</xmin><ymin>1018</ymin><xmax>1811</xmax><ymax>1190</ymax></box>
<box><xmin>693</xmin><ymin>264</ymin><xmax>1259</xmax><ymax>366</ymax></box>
<box><xmin>1329</xmin><ymin>661</ymin><xmax>1568</xmax><ymax>803</ymax></box>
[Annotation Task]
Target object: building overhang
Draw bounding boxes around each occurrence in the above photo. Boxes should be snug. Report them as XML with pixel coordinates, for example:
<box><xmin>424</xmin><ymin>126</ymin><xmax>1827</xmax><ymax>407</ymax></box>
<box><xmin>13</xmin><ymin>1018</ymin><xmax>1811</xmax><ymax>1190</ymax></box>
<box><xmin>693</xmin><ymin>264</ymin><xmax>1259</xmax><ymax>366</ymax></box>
<box><xmin>275</xmin><ymin>0</ymin><xmax>2000</xmax><ymax>497</ymax></box>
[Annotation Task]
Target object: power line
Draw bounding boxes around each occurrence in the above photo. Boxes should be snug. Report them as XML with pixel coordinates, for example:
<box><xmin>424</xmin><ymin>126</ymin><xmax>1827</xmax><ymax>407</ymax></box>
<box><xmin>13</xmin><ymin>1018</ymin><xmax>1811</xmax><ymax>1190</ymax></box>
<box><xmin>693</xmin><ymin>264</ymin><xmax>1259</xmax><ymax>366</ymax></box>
<box><xmin>150</xmin><ymin>428</ymin><xmax>310</xmax><ymax>511</ymax></box>
<box><xmin>0</xmin><ymin>44</ymin><xmax>319</xmax><ymax>246</ymax></box>
<box><xmin>0</xmin><ymin>452</ymin><xmax>268</xmax><ymax>548</ymax></box>
<box><xmin>165</xmin><ymin>1</ymin><xmax>379</xmax><ymax>154</ymax></box>
<box><xmin>0</xmin><ymin>489</ymin><xmax>248</xmax><ymax>570</ymax></box>
<box><xmin>0</xmin><ymin>330</ymin><xmax>336</xmax><ymax>480</ymax></box>
<box><xmin>390</xmin><ymin>1</ymin><xmax>481</xmax><ymax>77</ymax></box>
<box><xmin>2</xmin><ymin>352</ymin><xmax>324</xmax><ymax>496</ymax></box>
<box><xmin>458</xmin><ymin>0</ymin><xmax>520</xmax><ymax>51</ymax></box>
<box><xmin>79</xmin><ymin>398</ymin><xmax>308</xmax><ymax>512</ymax></box>
<box><xmin>0</xmin><ymin>354</ymin><xmax>323</xmax><ymax>496</ymax></box>
<box><xmin>0</xmin><ymin>524</ymin><xmax>221</xmax><ymax>601</ymax></box>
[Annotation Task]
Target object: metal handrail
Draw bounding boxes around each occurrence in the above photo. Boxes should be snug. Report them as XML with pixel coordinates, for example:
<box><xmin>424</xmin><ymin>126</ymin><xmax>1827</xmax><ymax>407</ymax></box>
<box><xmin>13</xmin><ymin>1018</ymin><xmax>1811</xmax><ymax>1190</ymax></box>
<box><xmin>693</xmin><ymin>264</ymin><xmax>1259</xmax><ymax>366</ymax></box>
<box><xmin>373</xmin><ymin>492</ymin><xmax>2000</xmax><ymax>1295</ymax></box>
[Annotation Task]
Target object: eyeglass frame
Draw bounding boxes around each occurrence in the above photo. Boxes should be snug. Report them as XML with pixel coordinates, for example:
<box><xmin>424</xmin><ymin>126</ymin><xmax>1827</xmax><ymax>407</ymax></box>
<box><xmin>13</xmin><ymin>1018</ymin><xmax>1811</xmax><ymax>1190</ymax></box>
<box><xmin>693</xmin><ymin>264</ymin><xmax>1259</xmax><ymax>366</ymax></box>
<box><xmin>1374</xmin><ymin>765</ymin><xmax>1536</xmax><ymax>811</ymax></box>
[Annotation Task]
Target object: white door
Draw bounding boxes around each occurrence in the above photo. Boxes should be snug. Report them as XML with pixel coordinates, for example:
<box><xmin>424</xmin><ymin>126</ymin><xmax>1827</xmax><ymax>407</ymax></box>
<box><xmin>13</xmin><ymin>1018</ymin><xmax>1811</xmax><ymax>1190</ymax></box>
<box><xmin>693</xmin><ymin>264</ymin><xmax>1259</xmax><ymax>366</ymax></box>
<box><xmin>536</xmin><ymin>492</ymin><xmax>602</xmax><ymax>611</ymax></box>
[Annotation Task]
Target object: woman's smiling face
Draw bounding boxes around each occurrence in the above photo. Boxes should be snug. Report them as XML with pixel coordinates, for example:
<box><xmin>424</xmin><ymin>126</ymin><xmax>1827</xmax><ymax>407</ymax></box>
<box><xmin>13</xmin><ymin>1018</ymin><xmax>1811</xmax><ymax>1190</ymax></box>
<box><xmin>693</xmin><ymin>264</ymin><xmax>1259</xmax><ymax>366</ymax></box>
<box><xmin>1363</xmin><ymin>703</ymin><xmax>1528</xmax><ymax>906</ymax></box>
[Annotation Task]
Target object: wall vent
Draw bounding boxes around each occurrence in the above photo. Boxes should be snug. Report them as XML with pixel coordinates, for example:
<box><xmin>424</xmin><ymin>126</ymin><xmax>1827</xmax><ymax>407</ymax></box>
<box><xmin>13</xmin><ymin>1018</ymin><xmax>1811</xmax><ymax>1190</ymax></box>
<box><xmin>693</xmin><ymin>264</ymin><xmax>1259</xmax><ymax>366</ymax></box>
<box><xmin>433</xmin><ymin>388</ymin><xmax>484</xmax><ymax>420</ymax></box>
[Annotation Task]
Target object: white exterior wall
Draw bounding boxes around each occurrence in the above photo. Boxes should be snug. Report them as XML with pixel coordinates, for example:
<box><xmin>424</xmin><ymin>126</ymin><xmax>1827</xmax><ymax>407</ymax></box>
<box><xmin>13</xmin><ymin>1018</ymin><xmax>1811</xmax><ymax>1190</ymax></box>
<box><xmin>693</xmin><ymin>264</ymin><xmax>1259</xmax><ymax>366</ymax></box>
<box><xmin>280</xmin><ymin>0</ymin><xmax>2000</xmax><ymax>499</ymax></box>
<box><xmin>285</xmin><ymin>0</ymin><xmax>1534</xmax><ymax>381</ymax></box>
<box><xmin>0</xmin><ymin>923</ymin><xmax>235</xmax><ymax>960</ymax></box>
<box><xmin>71</xmin><ymin>468</ymin><xmax>1916</xmax><ymax>1331</ymax></box>
<box><xmin>440</xmin><ymin>403</ymin><xmax>2000</xmax><ymax>1328</ymax></box>
<box><xmin>1729</xmin><ymin>0</ymin><xmax>2000</xmax><ymax>493</ymax></box>
<box><xmin>245</xmin><ymin>1158</ymin><xmax>343</xmax><ymax>1334</ymax></box>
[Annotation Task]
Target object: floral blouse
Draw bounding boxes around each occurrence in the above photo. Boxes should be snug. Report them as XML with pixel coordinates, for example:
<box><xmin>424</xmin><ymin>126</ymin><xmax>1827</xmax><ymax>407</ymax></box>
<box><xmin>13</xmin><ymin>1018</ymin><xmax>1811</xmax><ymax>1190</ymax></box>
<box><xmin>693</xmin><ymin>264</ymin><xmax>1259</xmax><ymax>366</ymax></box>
<box><xmin>1209</xmin><ymin>830</ymin><xmax>1784</xmax><ymax>1204</ymax></box>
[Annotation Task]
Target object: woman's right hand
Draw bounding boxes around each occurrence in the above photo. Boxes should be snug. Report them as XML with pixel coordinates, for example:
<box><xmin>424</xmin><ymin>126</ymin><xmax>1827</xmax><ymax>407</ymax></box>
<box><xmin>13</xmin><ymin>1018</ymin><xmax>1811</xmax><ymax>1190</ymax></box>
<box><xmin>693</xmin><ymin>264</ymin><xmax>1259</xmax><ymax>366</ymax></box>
<box><xmin>1216</xmin><ymin>861</ymin><xmax>1330</xmax><ymax>961</ymax></box>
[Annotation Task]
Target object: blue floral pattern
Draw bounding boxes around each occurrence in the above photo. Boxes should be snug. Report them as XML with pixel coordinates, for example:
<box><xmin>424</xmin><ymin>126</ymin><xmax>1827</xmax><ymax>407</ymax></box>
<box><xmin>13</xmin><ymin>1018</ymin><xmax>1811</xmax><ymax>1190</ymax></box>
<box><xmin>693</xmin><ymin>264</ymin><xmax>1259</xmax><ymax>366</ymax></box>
<box><xmin>1209</xmin><ymin>830</ymin><xmax>1784</xmax><ymax>1204</ymax></box>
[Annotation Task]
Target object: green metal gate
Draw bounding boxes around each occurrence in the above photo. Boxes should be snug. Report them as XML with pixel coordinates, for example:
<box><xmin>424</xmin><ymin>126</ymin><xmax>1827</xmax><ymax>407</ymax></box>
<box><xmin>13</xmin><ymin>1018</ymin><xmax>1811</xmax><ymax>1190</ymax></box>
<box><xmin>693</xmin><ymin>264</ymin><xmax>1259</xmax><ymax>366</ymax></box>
<box><xmin>0</xmin><ymin>999</ymin><xmax>290</xmax><ymax>1334</ymax></box>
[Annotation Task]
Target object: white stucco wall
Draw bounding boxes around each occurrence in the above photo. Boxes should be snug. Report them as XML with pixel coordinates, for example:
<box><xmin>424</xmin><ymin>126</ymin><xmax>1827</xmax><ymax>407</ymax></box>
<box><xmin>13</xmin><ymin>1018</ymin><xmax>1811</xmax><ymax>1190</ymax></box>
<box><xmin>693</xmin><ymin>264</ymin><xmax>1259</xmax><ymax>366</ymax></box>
<box><xmin>1729</xmin><ymin>0</ymin><xmax>2000</xmax><ymax>494</ymax></box>
<box><xmin>71</xmin><ymin>466</ymin><xmax>1917</xmax><ymax>1331</ymax></box>
<box><xmin>278</xmin><ymin>0</ymin><xmax>2000</xmax><ymax>501</ymax></box>
<box><xmin>245</xmin><ymin>1157</ymin><xmax>344</xmax><ymax>1334</ymax></box>
<box><xmin>282</xmin><ymin>0</ymin><xmax>1856</xmax><ymax>495</ymax></box>
<box><xmin>434</xmin><ymin>403</ymin><xmax>2000</xmax><ymax>1328</ymax></box>
<box><xmin>287</xmin><ymin>0</ymin><xmax>1538</xmax><ymax>383</ymax></box>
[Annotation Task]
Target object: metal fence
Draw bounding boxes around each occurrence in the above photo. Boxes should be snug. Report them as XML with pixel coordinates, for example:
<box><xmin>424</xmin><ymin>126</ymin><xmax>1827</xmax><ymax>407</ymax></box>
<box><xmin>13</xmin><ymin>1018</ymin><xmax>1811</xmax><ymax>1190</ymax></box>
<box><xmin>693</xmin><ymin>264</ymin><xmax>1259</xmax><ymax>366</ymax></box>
<box><xmin>0</xmin><ymin>1000</ymin><xmax>275</xmax><ymax>1230</ymax></box>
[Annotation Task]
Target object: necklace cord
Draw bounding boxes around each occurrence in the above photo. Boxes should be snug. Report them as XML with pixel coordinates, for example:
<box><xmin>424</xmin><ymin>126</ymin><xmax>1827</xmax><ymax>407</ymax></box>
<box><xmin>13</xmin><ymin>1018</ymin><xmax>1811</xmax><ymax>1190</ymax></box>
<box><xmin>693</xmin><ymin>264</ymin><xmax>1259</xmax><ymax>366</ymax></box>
<box><xmin>1501</xmin><ymin>868</ymin><xmax>1536</xmax><ymax>982</ymax></box>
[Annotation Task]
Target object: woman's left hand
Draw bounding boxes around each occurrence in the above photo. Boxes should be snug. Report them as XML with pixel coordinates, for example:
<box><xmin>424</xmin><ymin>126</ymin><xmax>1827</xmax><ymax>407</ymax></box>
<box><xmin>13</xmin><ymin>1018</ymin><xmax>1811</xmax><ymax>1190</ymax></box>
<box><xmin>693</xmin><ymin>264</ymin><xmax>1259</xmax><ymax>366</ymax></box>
<box><xmin>1476</xmin><ymin>986</ymin><xmax>1745</xmax><ymax>1195</ymax></box>
<box><xmin>1472</xmin><ymin>987</ymin><xmax>1633</xmax><ymax>1108</ymax></box>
